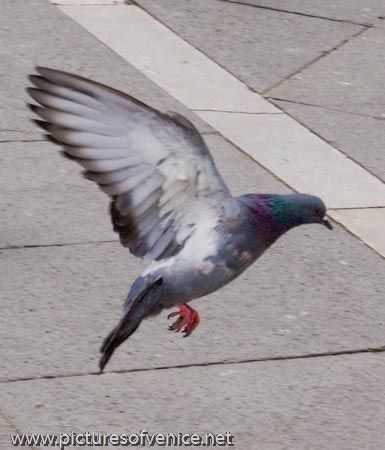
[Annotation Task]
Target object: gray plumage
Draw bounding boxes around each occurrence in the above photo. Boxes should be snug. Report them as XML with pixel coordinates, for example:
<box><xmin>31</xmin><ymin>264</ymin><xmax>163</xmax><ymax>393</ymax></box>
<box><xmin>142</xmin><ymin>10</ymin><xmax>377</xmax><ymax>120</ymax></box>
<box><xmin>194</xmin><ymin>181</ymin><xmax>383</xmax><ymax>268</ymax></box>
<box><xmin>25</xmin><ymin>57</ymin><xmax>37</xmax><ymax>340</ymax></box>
<box><xmin>27</xmin><ymin>67</ymin><xmax>332</xmax><ymax>372</ymax></box>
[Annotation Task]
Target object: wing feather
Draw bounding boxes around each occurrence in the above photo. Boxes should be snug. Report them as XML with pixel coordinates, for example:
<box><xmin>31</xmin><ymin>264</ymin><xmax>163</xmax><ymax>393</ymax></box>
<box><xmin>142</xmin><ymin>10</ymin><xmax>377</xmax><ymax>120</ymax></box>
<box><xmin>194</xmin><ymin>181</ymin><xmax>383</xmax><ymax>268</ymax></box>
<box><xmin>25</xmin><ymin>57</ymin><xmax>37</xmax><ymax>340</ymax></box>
<box><xmin>28</xmin><ymin>67</ymin><xmax>236</xmax><ymax>260</ymax></box>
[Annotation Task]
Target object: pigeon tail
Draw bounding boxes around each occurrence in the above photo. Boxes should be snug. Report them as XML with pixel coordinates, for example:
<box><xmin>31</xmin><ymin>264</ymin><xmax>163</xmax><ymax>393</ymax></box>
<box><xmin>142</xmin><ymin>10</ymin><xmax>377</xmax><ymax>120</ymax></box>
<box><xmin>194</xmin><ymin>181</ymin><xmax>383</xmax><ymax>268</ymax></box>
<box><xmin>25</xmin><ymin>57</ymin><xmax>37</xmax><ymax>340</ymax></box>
<box><xmin>99</xmin><ymin>275</ymin><xmax>163</xmax><ymax>373</ymax></box>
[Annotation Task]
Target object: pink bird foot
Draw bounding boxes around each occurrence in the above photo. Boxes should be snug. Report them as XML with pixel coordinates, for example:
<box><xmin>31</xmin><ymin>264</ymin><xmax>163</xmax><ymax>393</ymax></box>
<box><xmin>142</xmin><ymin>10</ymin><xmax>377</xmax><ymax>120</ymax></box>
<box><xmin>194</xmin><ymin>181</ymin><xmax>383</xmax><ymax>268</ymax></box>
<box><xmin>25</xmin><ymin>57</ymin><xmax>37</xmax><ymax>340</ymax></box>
<box><xmin>168</xmin><ymin>303</ymin><xmax>201</xmax><ymax>336</ymax></box>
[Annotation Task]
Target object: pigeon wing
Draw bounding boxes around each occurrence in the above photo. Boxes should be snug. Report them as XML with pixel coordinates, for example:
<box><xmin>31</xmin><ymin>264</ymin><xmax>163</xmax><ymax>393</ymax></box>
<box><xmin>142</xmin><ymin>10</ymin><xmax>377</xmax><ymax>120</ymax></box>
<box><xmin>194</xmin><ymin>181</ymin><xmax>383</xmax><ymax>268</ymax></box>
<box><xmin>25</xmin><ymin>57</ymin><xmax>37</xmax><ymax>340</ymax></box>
<box><xmin>28</xmin><ymin>67</ymin><xmax>236</xmax><ymax>261</ymax></box>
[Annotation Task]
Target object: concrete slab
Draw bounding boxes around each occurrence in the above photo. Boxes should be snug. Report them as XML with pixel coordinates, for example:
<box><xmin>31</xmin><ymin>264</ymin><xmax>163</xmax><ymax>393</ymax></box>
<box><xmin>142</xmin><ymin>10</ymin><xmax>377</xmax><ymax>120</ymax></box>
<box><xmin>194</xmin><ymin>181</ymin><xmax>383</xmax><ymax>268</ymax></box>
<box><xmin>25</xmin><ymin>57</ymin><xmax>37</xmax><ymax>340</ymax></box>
<box><xmin>0</xmin><ymin>0</ymin><xmax>213</xmax><ymax>142</ymax></box>
<box><xmin>60</xmin><ymin>4</ymin><xmax>276</xmax><ymax>112</ymax></box>
<box><xmin>2</xmin><ymin>354</ymin><xmax>385</xmax><ymax>449</ymax></box>
<box><xmin>136</xmin><ymin>0</ymin><xmax>362</xmax><ymax>93</ymax></box>
<box><xmin>330</xmin><ymin>208</ymin><xmax>385</xmax><ymax>257</ymax></box>
<box><xmin>268</xmin><ymin>27</ymin><xmax>385</xmax><ymax>118</ymax></box>
<box><xmin>221</xmin><ymin>0</ymin><xmax>385</xmax><ymax>25</ymax></box>
<box><xmin>0</xmin><ymin>141</ymin><xmax>116</xmax><ymax>248</ymax></box>
<box><xmin>272</xmin><ymin>100</ymin><xmax>385</xmax><ymax>183</ymax></box>
<box><xmin>196</xmin><ymin>111</ymin><xmax>385</xmax><ymax>209</ymax></box>
<box><xmin>0</xmin><ymin>141</ymin><xmax>90</xmax><ymax>193</ymax></box>
<box><xmin>2</xmin><ymin>203</ymin><xmax>385</xmax><ymax>379</ymax></box>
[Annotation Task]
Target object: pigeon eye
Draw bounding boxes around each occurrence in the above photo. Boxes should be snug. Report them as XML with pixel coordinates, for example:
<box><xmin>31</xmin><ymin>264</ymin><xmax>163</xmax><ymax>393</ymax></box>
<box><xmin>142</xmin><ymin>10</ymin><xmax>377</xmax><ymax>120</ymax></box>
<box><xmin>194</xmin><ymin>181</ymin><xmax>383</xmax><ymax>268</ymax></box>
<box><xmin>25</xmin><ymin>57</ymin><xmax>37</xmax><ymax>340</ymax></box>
<box><xmin>313</xmin><ymin>207</ymin><xmax>321</xmax><ymax>216</ymax></box>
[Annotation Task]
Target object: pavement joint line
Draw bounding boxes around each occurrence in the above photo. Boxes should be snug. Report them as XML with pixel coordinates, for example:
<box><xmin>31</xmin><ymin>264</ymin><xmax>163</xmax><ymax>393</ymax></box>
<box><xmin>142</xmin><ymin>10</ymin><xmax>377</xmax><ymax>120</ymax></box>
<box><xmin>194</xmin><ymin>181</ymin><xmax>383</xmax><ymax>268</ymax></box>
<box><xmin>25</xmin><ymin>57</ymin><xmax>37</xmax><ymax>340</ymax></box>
<box><xmin>262</xmin><ymin>25</ymin><xmax>368</xmax><ymax>95</ymax></box>
<box><xmin>0</xmin><ymin>132</ymin><xmax>218</xmax><ymax>140</ymax></box>
<box><xmin>216</xmin><ymin>0</ymin><xmax>373</xmax><ymax>27</ymax></box>
<box><xmin>0</xmin><ymin>139</ymin><xmax>45</xmax><ymax>144</ymax></box>
<box><xmin>200</xmin><ymin>131</ymin><xmax>222</xmax><ymax>135</ymax></box>
<box><xmin>2</xmin><ymin>345</ymin><xmax>385</xmax><ymax>384</ymax></box>
<box><xmin>50</xmin><ymin>1</ymin><xmax>128</xmax><ymax>4</ymax></box>
<box><xmin>267</xmin><ymin>97</ymin><xmax>385</xmax><ymax>122</ymax></box>
<box><xmin>329</xmin><ymin>206</ymin><xmax>385</xmax><ymax>211</ymax></box>
<box><xmin>0</xmin><ymin>129</ymin><xmax>30</xmax><ymax>133</ymax></box>
<box><xmin>0</xmin><ymin>239</ymin><xmax>119</xmax><ymax>252</ymax></box>
<box><xmin>192</xmin><ymin>109</ymin><xmax>284</xmax><ymax>115</ymax></box>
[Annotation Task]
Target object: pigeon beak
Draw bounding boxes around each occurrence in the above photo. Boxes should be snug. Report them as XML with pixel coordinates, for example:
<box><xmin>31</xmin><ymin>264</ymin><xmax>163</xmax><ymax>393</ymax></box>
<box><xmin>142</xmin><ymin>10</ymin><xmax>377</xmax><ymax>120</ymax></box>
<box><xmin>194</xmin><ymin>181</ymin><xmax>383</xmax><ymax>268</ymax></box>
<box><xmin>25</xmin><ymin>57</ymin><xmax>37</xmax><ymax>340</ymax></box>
<box><xmin>322</xmin><ymin>218</ymin><xmax>333</xmax><ymax>230</ymax></box>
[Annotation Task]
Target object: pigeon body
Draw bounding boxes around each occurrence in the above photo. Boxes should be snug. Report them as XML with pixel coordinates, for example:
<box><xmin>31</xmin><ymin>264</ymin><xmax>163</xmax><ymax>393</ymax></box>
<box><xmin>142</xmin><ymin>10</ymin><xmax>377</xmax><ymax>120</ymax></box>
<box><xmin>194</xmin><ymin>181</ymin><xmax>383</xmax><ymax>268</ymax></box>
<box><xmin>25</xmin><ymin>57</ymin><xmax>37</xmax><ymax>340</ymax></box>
<box><xmin>27</xmin><ymin>68</ymin><xmax>332</xmax><ymax>372</ymax></box>
<box><xmin>139</xmin><ymin>193</ymin><xmax>324</xmax><ymax>303</ymax></box>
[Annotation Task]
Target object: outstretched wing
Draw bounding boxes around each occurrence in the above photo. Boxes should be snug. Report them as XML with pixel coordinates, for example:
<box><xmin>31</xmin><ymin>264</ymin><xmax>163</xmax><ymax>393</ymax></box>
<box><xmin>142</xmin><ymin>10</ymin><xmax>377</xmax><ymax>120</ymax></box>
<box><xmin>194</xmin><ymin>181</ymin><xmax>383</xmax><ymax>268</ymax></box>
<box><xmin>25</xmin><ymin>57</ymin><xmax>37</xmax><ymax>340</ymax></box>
<box><xmin>28</xmin><ymin>67</ymin><xmax>236</xmax><ymax>261</ymax></box>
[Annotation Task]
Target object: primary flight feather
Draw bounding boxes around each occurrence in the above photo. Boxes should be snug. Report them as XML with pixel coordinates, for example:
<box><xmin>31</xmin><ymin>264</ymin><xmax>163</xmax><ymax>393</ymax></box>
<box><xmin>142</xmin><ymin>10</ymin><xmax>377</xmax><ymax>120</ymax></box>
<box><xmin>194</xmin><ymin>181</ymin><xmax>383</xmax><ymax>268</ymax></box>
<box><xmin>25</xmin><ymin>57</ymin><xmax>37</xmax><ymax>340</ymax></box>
<box><xmin>27</xmin><ymin>67</ymin><xmax>332</xmax><ymax>372</ymax></box>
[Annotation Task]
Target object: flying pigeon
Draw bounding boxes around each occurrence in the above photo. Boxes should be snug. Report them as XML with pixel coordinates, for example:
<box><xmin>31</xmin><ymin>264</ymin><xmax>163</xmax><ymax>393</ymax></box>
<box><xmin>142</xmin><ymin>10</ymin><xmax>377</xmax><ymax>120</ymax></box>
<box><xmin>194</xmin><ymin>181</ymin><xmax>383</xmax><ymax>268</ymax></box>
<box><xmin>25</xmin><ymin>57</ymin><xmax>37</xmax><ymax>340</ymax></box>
<box><xmin>27</xmin><ymin>67</ymin><xmax>333</xmax><ymax>372</ymax></box>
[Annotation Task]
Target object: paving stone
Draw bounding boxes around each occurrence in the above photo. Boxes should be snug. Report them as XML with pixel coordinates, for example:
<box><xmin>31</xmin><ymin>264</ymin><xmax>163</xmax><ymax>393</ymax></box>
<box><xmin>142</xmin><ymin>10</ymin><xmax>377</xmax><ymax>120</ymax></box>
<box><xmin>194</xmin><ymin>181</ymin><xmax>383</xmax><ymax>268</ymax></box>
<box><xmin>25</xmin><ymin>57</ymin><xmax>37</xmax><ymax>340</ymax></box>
<box><xmin>272</xmin><ymin>100</ymin><xmax>385</xmax><ymax>183</ymax></box>
<box><xmin>2</xmin><ymin>355</ymin><xmax>385</xmax><ymax>449</ymax></box>
<box><xmin>136</xmin><ymin>0</ymin><xmax>362</xmax><ymax>92</ymax></box>
<box><xmin>0</xmin><ymin>141</ymin><xmax>116</xmax><ymax>248</ymax></box>
<box><xmin>268</xmin><ymin>27</ymin><xmax>385</xmax><ymax>118</ymax></box>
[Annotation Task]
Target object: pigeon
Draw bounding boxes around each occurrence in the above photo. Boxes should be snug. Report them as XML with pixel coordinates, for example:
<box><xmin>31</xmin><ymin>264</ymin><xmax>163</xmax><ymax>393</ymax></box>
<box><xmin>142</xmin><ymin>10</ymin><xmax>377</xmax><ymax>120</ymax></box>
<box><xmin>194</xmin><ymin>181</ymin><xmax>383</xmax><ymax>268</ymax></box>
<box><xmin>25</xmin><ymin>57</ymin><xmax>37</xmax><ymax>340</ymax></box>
<box><xmin>27</xmin><ymin>67</ymin><xmax>333</xmax><ymax>372</ymax></box>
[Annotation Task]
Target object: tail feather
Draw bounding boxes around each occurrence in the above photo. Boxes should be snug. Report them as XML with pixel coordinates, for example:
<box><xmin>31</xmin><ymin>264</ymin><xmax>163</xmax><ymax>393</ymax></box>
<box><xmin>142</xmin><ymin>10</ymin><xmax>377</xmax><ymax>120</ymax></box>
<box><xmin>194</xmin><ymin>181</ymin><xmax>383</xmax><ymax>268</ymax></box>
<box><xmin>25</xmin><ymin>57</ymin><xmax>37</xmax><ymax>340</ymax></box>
<box><xmin>99</xmin><ymin>318</ymin><xmax>141</xmax><ymax>373</ymax></box>
<box><xmin>99</xmin><ymin>275</ymin><xmax>163</xmax><ymax>373</ymax></box>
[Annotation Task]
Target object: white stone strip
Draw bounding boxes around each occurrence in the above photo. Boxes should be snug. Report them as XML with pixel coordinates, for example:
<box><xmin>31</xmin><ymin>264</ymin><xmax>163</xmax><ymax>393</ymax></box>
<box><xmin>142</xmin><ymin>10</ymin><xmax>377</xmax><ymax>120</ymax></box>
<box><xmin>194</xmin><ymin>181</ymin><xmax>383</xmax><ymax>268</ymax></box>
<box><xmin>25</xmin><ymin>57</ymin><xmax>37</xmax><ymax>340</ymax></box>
<box><xmin>58</xmin><ymin>5</ymin><xmax>276</xmax><ymax>113</ymax></box>
<box><xmin>55</xmin><ymin>4</ymin><xmax>385</xmax><ymax>256</ymax></box>
<box><xmin>330</xmin><ymin>209</ymin><xmax>385</xmax><ymax>258</ymax></box>
<box><xmin>196</xmin><ymin>111</ymin><xmax>385</xmax><ymax>209</ymax></box>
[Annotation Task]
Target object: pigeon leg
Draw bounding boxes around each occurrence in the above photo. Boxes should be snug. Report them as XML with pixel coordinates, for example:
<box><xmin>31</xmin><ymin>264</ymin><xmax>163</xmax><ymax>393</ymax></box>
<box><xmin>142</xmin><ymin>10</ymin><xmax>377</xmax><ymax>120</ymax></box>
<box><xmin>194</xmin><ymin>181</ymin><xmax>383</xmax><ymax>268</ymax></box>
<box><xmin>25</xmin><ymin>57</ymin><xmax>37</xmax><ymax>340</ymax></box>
<box><xmin>168</xmin><ymin>303</ymin><xmax>200</xmax><ymax>337</ymax></box>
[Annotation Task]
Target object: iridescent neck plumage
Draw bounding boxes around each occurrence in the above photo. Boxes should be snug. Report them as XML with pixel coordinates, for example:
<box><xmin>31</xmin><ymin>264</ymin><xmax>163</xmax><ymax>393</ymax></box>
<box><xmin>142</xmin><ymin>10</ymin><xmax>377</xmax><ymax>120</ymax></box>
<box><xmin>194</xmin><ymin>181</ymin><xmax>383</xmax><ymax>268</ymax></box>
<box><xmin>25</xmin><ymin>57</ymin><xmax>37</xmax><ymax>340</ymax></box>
<box><xmin>238</xmin><ymin>194</ymin><xmax>292</xmax><ymax>243</ymax></box>
<box><xmin>238</xmin><ymin>193</ymin><xmax>329</xmax><ymax>234</ymax></box>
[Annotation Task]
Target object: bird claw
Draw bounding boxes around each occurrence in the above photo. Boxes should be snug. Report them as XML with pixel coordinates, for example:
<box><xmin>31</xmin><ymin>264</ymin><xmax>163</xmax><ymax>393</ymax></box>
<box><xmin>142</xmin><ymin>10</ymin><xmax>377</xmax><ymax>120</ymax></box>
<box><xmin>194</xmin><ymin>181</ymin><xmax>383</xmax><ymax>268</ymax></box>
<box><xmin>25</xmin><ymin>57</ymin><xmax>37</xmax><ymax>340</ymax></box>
<box><xmin>167</xmin><ymin>311</ymin><xmax>180</xmax><ymax>319</ymax></box>
<box><xmin>168</xmin><ymin>303</ymin><xmax>200</xmax><ymax>336</ymax></box>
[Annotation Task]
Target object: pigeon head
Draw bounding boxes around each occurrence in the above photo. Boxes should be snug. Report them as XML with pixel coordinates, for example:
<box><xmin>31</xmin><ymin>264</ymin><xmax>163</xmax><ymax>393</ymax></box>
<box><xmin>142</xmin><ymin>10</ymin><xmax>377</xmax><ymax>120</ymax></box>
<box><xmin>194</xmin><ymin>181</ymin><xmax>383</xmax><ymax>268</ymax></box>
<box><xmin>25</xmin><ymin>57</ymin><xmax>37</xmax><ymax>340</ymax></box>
<box><xmin>270</xmin><ymin>193</ymin><xmax>333</xmax><ymax>230</ymax></box>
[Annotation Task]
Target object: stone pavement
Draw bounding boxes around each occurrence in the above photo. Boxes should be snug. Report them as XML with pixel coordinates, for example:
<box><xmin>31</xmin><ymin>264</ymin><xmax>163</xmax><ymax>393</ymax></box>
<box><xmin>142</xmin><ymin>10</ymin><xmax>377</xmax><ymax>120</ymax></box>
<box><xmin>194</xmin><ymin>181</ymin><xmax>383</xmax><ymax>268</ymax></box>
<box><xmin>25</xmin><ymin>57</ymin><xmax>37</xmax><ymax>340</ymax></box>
<box><xmin>0</xmin><ymin>0</ymin><xmax>384</xmax><ymax>449</ymax></box>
